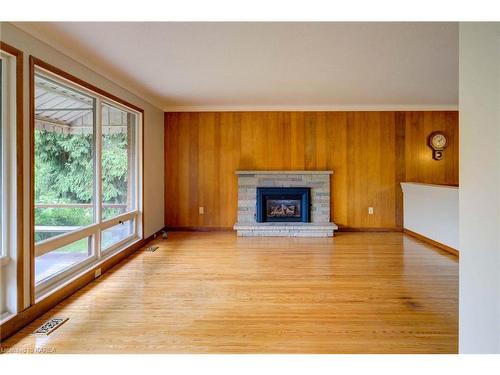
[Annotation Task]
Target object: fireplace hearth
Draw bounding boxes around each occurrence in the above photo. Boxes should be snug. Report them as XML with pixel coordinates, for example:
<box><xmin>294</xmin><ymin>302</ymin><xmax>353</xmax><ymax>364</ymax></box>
<box><xmin>256</xmin><ymin>187</ymin><xmax>310</xmax><ymax>223</ymax></box>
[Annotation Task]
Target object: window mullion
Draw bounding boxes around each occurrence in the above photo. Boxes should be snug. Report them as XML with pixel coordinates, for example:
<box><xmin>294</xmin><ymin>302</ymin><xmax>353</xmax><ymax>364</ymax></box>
<box><xmin>95</xmin><ymin>97</ymin><xmax>102</xmax><ymax>259</ymax></box>
<box><xmin>136</xmin><ymin>113</ymin><xmax>142</xmax><ymax>239</ymax></box>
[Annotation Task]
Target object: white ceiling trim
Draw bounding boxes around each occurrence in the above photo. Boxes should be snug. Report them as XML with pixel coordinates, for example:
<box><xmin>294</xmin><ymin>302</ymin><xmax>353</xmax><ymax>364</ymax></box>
<box><xmin>164</xmin><ymin>104</ymin><xmax>458</xmax><ymax>112</ymax></box>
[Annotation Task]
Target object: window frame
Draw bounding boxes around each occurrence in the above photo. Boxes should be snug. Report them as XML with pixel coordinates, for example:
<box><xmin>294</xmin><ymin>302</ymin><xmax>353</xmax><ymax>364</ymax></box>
<box><xmin>0</xmin><ymin>41</ymin><xmax>24</xmax><ymax>319</ymax></box>
<box><xmin>0</xmin><ymin>51</ymin><xmax>8</xmax><ymax>263</ymax></box>
<box><xmin>30</xmin><ymin>57</ymin><xmax>144</xmax><ymax>302</ymax></box>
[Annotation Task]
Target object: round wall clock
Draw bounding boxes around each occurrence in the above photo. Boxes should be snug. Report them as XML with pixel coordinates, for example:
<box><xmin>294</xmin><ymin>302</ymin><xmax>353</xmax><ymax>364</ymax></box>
<box><xmin>428</xmin><ymin>131</ymin><xmax>448</xmax><ymax>160</ymax></box>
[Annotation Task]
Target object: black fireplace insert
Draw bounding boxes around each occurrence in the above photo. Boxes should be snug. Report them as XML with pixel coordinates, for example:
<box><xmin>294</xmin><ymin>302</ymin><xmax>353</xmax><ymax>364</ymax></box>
<box><xmin>256</xmin><ymin>187</ymin><xmax>311</xmax><ymax>223</ymax></box>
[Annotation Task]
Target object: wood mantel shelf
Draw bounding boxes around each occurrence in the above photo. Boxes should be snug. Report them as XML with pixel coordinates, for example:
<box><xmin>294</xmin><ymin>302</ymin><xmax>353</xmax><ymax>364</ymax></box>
<box><xmin>235</xmin><ymin>170</ymin><xmax>333</xmax><ymax>175</ymax></box>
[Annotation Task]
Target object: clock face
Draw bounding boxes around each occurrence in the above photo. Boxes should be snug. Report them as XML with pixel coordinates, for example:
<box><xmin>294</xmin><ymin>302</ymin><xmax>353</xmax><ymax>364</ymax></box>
<box><xmin>430</xmin><ymin>132</ymin><xmax>447</xmax><ymax>150</ymax></box>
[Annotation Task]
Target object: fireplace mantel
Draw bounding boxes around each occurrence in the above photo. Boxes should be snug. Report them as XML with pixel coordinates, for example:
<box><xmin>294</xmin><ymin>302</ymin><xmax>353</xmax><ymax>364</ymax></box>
<box><xmin>236</xmin><ymin>170</ymin><xmax>333</xmax><ymax>175</ymax></box>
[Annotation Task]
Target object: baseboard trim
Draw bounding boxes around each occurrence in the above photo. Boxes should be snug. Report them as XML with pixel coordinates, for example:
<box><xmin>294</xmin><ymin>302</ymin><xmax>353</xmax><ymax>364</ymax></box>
<box><xmin>166</xmin><ymin>226</ymin><xmax>402</xmax><ymax>233</ymax></box>
<box><xmin>166</xmin><ymin>226</ymin><xmax>234</xmax><ymax>232</ymax></box>
<box><xmin>0</xmin><ymin>228</ymin><xmax>164</xmax><ymax>342</ymax></box>
<box><xmin>337</xmin><ymin>226</ymin><xmax>403</xmax><ymax>232</ymax></box>
<box><xmin>403</xmin><ymin>228</ymin><xmax>459</xmax><ymax>257</ymax></box>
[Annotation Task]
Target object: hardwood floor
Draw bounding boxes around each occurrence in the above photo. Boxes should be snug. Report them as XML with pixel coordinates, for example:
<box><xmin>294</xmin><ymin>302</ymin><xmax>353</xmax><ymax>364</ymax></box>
<box><xmin>0</xmin><ymin>232</ymin><xmax>458</xmax><ymax>354</ymax></box>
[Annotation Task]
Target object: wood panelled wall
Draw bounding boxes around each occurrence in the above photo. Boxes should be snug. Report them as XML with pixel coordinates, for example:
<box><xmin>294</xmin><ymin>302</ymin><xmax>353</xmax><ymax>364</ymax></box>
<box><xmin>164</xmin><ymin>111</ymin><xmax>458</xmax><ymax>230</ymax></box>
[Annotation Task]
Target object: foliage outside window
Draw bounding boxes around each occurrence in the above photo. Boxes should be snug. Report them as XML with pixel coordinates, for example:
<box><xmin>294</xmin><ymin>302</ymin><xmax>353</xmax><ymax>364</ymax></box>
<box><xmin>34</xmin><ymin>130</ymin><xmax>131</xmax><ymax>241</ymax></box>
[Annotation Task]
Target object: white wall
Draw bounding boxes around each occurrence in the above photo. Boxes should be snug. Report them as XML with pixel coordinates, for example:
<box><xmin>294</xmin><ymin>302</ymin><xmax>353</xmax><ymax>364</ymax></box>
<box><xmin>401</xmin><ymin>183</ymin><xmax>459</xmax><ymax>250</ymax></box>
<box><xmin>459</xmin><ymin>22</ymin><xmax>500</xmax><ymax>353</ymax></box>
<box><xmin>0</xmin><ymin>22</ymin><xmax>165</xmax><ymax>309</ymax></box>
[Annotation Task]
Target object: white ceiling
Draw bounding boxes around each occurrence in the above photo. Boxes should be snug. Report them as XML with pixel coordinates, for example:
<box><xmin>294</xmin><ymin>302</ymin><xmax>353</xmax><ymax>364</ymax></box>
<box><xmin>16</xmin><ymin>22</ymin><xmax>459</xmax><ymax>111</ymax></box>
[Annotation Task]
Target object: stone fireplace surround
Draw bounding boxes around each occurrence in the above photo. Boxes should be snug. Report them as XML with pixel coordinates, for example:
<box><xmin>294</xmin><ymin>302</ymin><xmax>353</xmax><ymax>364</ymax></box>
<box><xmin>234</xmin><ymin>170</ymin><xmax>338</xmax><ymax>237</ymax></box>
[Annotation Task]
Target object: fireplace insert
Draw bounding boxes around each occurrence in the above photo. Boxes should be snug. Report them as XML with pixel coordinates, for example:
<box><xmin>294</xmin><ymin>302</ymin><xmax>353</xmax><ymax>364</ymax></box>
<box><xmin>256</xmin><ymin>187</ymin><xmax>311</xmax><ymax>222</ymax></box>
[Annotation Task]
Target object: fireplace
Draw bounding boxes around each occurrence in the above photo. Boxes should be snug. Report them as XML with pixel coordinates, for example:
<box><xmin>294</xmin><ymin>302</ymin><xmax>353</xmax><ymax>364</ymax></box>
<box><xmin>234</xmin><ymin>171</ymin><xmax>337</xmax><ymax>236</ymax></box>
<box><xmin>256</xmin><ymin>187</ymin><xmax>310</xmax><ymax>223</ymax></box>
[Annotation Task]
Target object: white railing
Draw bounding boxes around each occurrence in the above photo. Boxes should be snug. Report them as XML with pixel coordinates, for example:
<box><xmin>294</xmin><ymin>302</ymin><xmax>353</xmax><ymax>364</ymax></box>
<box><xmin>34</xmin><ymin>203</ymin><xmax>132</xmax><ymax>256</ymax></box>
<box><xmin>34</xmin><ymin>208</ymin><xmax>138</xmax><ymax>257</ymax></box>
<box><xmin>35</xmin><ymin>203</ymin><xmax>127</xmax><ymax>209</ymax></box>
<box><xmin>34</xmin><ymin>203</ymin><xmax>128</xmax><ymax>233</ymax></box>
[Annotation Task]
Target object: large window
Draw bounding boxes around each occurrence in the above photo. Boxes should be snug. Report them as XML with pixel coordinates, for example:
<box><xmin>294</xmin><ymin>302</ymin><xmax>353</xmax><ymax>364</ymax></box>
<box><xmin>1</xmin><ymin>51</ymin><xmax>7</xmax><ymax>317</ymax></box>
<box><xmin>33</xmin><ymin>64</ymin><xmax>142</xmax><ymax>297</ymax></box>
<box><xmin>1</xmin><ymin>46</ymin><xmax>20</xmax><ymax>319</ymax></box>
<box><xmin>34</xmin><ymin>74</ymin><xmax>96</xmax><ymax>244</ymax></box>
<box><xmin>1</xmin><ymin>51</ymin><xmax>12</xmax><ymax>264</ymax></box>
<box><xmin>1</xmin><ymin>54</ymin><xmax>4</xmax><ymax>261</ymax></box>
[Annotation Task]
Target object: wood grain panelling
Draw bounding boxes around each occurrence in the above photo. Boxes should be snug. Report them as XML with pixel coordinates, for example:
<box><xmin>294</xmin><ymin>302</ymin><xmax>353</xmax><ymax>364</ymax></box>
<box><xmin>394</xmin><ymin>112</ymin><xmax>407</xmax><ymax>228</ymax></box>
<box><xmin>347</xmin><ymin>112</ymin><xmax>397</xmax><ymax>228</ymax></box>
<box><xmin>164</xmin><ymin>111</ymin><xmax>458</xmax><ymax>230</ymax></box>
<box><xmin>404</xmin><ymin>111</ymin><xmax>459</xmax><ymax>186</ymax></box>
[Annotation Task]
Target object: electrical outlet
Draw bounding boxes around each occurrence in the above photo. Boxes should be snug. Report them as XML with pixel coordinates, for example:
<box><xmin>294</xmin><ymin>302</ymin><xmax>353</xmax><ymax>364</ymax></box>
<box><xmin>94</xmin><ymin>268</ymin><xmax>101</xmax><ymax>278</ymax></box>
<box><xmin>199</xmin><ymin>207</ymin><xmax>205</xmax><ymax>214</ymax></box>
<box><xmin>368</xmin><ymin>207</ymin><xmax>374</xmax><ymax>215</ymax></box>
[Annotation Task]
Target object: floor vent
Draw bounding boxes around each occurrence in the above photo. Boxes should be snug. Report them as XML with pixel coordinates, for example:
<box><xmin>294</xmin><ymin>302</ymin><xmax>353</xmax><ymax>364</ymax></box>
<box><xmin>34</xmin><ymin>318</ymin><xmax>69</xmax><ymax>336</ymax></box>
<box><xmin>146</xmin><ymin>246</ymin><xmax>159</xmax><ymax>252</ymax></box>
